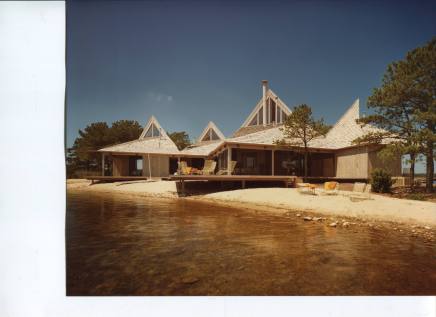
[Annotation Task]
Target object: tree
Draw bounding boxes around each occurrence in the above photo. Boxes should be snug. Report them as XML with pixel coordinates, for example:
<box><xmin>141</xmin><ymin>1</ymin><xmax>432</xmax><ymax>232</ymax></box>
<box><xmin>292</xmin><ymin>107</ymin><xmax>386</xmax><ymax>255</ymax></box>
<box><xmin>67</xmin><ymin>120</ymin><xmax>143</xmax><ymax>177</ymax></box>
<box><xmin>109</xmin><ymin>120</ymin><xmax>143</xmax><ymax>144</ymax></box>
<box><xmin>354</xmin><ymin>37</ymin><xmax>435</xmax><ymax>192</ymax></box>
<box><xmin>168</xmin><ymin>131</ymin><xmax>191</xmax><ymax>150</ymax></box>
<box><xmin>276</xmin><ymin>104</ymin><xmax>330</xmax><ymax>177</ymax></box>
<box><xmin>352</xmin><ymin>85</ymin><xmax>422</xmax><ymax>188</ymax></box>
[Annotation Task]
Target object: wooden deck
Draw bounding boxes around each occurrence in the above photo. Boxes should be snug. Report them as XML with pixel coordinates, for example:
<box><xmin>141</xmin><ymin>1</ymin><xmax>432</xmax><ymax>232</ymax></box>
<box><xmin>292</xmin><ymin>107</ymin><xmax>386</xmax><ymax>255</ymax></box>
<box><xmin>170</xmin><ymin>175</ymin><xmax>297</xmax><ymax>193</ymax></box>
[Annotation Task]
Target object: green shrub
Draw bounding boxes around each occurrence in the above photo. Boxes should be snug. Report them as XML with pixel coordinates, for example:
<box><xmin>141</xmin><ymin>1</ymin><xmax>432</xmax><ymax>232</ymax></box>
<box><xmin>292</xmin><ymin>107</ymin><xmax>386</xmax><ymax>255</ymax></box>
<box><xmin>370</xmin><ymin>168</ymin><xmax>393</xmax><ymax>193</ymax></box>
<box><xmin>406</xmin><ymin>193</ymin><xmax>426</xmax><ymax>201</ymax></box>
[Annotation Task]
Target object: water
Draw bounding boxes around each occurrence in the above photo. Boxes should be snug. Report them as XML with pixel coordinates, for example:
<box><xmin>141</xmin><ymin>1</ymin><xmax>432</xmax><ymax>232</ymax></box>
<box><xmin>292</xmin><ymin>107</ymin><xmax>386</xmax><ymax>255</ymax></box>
<box><xmin>66</xmin><ymin>191</ymin><xmax>436</xmax><ymax>295</ymax></box>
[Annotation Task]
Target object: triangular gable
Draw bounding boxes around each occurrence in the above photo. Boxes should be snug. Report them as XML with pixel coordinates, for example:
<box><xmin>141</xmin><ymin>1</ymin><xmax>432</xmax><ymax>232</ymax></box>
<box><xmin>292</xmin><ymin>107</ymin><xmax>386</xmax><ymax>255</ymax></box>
<box><xmin>139</xmin><ymin>115</ymin><xmax>171</xmax><ymax>140</ymax></box>
<box><xmin>241</xmin><ymin>89</ymin><xmax>292</xmax><ymax>128</ymax></box>
<box><xmin>197</xmin><ymin>121</ymin><xmax>225</xmax><ymax>143</ymax></box>
<box><xmin>322</xmin><ymin>99</ymin><xmax>363</xmax><ymax>147</ymax></box>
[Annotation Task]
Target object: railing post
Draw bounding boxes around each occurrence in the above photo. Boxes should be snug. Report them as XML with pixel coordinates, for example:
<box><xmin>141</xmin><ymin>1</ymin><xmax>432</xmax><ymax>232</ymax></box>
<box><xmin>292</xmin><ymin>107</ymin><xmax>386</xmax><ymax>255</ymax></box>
<box><xmin>101</xmin><ymin>153</ymin><xmax>105</xmax><ymax>176</ymax></box>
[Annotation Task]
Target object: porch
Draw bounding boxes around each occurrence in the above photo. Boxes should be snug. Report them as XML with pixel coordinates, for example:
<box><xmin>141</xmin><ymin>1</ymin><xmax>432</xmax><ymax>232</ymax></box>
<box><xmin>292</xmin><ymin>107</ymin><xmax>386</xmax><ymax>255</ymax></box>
<box><xmin>214</xmin><ymin>144</ymin><xmax>336</xmax><ymax>177</ymax></box>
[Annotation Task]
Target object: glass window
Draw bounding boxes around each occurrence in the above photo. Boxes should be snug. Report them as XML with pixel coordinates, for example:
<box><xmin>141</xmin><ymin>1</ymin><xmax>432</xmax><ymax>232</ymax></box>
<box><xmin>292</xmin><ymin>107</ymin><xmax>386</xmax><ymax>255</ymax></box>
<box><xmin>144</xmin><ymin>123</ymin><xmax>160</xmax><ymax>138</ymax></box>
<box><xmin>248</xmin><ymin>115</ymin><xmax>257</xmax><ymax>126</ymax></box>
<box><xmin>211</xmin><ymin>129</ymin><xmax>219</xmax><ymax>140</ymax></box>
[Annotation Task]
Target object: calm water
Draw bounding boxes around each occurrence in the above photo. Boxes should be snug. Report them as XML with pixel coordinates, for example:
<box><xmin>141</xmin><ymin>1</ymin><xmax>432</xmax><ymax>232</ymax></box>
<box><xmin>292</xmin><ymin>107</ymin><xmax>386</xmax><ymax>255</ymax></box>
<box><xmin>66</xmin><ymin>191</ymin><xmax>436</xmax><ymax>295</ymax></box>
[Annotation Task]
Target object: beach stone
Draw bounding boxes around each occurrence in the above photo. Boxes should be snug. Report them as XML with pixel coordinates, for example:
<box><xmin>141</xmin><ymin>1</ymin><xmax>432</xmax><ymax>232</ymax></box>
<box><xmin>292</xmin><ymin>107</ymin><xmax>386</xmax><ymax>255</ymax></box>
<box><xmin>303</xmin><ymin>217</ymin><xmax>312</xmax><ymax>221</ymax></box>
<box><xmin>296</xmin><ymin>213</ymin><xmax>301</xmax><ymax>217</ymax></box>
<box><xmin>342</xmin><ymin>222</ymin><xmax>350</xmax><ymax>227</ymax></box>
<box><xmin>313</xmin><ymin>217</ymin><xmax>322</xmax><ymax>221</ymax></box>
<box><xmin>424</xmin><ymin>226</ymin><xmax>431</xmax><ymax>230</ymax></box>
<box><xmin>329</xmin><ymin>222</ymin><xmax>337</xmax><ymax>227</ymax></box>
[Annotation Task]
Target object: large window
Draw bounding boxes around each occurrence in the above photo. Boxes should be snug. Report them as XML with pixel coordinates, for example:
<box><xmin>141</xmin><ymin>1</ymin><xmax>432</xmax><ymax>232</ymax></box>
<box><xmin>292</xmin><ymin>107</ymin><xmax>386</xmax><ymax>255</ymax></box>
<box><xmin>201</xmin><ymin>128</ymin><xmax>220</xmax><ymax>141</ymax></box>
<box><xmin>144</xmin><ymin>123</ymin><xmax>161</xmax><ymax>138</ymax></box>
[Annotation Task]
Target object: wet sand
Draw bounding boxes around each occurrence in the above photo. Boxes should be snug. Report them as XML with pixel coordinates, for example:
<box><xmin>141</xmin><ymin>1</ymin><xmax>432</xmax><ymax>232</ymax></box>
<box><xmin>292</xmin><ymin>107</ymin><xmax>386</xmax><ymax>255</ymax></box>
<box><xmin>66</xmin><ymin>190</ymin><xmax>436</xmax><ymax>296</ymax></box>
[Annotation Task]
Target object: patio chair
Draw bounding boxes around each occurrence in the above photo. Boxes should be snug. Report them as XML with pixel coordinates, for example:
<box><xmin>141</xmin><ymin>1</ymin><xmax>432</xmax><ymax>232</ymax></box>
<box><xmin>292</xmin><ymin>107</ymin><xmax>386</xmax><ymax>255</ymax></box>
<box><xmin>178</xmin><ymin>161</ymin><xmax>191</xmax><ymax>175</ymax></box>
<box><xmin>349</xmin><ymin>182</ymin><xmax>372</xmax><ymax>201</ymax></box>
<box><xmin>297</xmin><ymin>183</ymin><xmax>317</xmax><ymax>195</ymax></box>
<box><xmin>319</xmin><ymin>181</ymin><xmax>339</xmax><ymax>195</ymax></box>
<box><xmin>200</xmin><ymin>160</ymin><xmax>217</xmax><ymax>175</ymax></box>
<box><xmin>216</xmin><ymin>160</ymin><xmax>237</xmax><ymax>175</ymax></box>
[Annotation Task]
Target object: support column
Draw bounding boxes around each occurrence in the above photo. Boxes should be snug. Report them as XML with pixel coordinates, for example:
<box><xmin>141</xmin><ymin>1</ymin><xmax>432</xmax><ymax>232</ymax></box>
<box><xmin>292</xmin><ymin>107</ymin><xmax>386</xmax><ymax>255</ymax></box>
<box><xmin>142</xmin><ymin>155</ymin><xmax>146</xmax><ymax>176</ymax></box>
<box><xmin>101</xmin><ymin>153</ymin><xmax>105</xmax><ymax>176</ymax></box>
<box><xmin>272</xmin><ymin>150</ymin><xmax>275</xmax><ymax>176</ymax></box>
<box><xmin>227</xmin><ymin>146</ymin><xmax>232</xmax><ymax>175</ymax></box>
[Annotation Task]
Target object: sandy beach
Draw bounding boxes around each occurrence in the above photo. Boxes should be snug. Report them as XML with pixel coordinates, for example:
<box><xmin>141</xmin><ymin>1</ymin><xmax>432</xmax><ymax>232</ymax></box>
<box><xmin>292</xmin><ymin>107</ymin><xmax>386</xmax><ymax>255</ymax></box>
<box><xmin>67</xmin><ymin>179</ymin><xmax>436</xmax><ymax>226</ymax></box>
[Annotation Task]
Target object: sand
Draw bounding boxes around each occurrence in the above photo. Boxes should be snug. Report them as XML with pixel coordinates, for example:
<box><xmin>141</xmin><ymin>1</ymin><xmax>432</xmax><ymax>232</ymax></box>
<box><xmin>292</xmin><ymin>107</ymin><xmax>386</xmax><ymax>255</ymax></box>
<box><xmin>67</xmin><ymin>179</ymin><xmax>436</xmax><ymax>226</ymax></box>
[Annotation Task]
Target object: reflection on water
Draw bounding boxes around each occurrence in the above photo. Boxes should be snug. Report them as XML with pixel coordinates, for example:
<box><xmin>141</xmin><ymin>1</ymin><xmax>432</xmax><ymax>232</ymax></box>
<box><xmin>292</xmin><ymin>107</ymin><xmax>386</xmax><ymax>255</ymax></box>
<box><xmin>66</xmin><ymin>191</ymin><xmax>436</xmax><ymax>295</ymax></box>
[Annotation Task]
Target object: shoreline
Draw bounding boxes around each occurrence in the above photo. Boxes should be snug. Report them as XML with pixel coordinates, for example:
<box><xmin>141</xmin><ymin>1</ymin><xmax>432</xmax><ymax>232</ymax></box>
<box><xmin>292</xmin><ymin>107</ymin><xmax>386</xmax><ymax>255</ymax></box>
<box><xmin>67</xmin><ymin>179</ymin><xmax>436</xmax><ymax>230</ymax></box>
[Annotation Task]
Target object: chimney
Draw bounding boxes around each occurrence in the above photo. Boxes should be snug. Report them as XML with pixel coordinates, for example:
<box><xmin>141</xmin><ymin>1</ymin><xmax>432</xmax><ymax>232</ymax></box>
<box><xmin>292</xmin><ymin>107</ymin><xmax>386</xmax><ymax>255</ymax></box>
<box><xmin>262</xmin><ymin>80</ymin><xmax>268</xmax><ymax>126</ymax></box>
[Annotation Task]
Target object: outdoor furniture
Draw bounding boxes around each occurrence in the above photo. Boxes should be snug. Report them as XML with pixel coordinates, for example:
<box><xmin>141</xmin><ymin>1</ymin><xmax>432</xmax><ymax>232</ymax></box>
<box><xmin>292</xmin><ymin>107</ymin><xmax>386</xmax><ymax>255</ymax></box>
<box><xmin>200</xmin><ymin>160</ymin><xmax>217</xmax><ymax>175</ymax></box>
<box><xmin>216</xmin><ymin>160</ymin><xmax>237</xmax><ymax>175</ymax></box>
<box><xmin>297</xmin><ymin>183</ymin><xmax>316</xmax><ymax>195</ymax></box>
<box><xmin>349</xmin><ymin>182</ymin><xmax>372</xmax><ymax>201</ymax></box>
<box><xmin>178</xmin><ymin>161</ymin><xmax>191</xmax><ymax>175</ymax></box>
<box><xmin>320</xmin><ymin>181</ymin><xmax>339</xmax><ymax>195</ymax></box>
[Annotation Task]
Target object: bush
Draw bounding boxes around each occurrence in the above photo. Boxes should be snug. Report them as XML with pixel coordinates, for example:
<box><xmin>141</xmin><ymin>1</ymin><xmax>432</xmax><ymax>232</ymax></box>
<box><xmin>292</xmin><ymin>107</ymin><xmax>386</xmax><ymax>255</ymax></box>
<box><xmin>370</xmin><ymin>168</ymin><xmax>393</xmax><ymax>193</ymax></box>
<box><xmin>406</xmin><ymin>193</ymin><xmax>426</xmax><ymax>201</ymax></box>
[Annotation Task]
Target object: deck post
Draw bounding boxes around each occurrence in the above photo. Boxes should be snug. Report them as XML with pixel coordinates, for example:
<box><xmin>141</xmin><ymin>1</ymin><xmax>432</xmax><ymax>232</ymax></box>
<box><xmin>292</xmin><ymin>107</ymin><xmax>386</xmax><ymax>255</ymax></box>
<box><xmin>227</xmin><ymin>146</ymin><xmax>232</xmax><ymax>175</ymax></box>
<box><xmin>101</xmin><ymin>153</ymin><xmax>105</xmax><ymax>176</ymax></box>
<box><xmin>271</xmin><ymin>150</ymin><xmax>275</xmax><ymax>176</ymax></box>
<box><xmin>242</xmin><ymin>180</ymin><xmax>245</xmax><ymax>189</ymax></box>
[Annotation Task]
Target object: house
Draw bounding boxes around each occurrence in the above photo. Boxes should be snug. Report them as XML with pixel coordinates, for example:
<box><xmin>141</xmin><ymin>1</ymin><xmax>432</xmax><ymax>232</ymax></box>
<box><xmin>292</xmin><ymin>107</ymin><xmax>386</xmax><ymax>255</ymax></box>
<box><xmin>98</xmin><ymin>80</ymin><xmax>401</xmax><ymax>179</ymax></box>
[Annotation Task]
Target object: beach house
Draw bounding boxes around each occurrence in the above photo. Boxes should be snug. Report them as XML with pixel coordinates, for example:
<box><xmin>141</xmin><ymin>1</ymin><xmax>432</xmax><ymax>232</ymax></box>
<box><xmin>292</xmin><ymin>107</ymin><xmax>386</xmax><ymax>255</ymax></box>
<box><xmin>98</xmin><ymin>81</ymin><xmax>402</xmax><ymax>180</ymax></box>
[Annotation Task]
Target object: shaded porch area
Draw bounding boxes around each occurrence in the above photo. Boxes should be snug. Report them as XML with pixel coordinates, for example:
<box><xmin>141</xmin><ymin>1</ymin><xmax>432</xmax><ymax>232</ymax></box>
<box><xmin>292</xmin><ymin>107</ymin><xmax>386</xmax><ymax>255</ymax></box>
<box><xmin>101</xmin><ymin>153</ymin><xmax>180</xmax><ymax>178</ymax></box>
<box><xmin>214</xmin><ymin>145</ymin><xmax>335</xmax><ymax>177</ymax></box>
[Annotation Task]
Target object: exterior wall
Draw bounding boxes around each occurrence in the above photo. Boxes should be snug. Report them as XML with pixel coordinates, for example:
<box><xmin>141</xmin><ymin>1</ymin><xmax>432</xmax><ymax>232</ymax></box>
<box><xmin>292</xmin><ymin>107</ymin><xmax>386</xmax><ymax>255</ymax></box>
<box><xmin>142</xmin><ymin>155</ymin><xmax>170</xmax><ymax>178</ymax></box>
<box><xmin>368</xmin><ymin>149</ymin><xmax>402</xmax><ymax>176</ymax></box>
<box><xmin>309</xmin><ymin>153</ymin><xmax>335</xmax><ymax>177</ymax></box>
<box><xmin>335</xmin><ymin>146</ymin><xmax>369</xmax><ymax>178</ymax></box>
<box><xmin>112</xmin><ymin>156</ymin><xmax>129</xmax><ymax>176</ymax></box>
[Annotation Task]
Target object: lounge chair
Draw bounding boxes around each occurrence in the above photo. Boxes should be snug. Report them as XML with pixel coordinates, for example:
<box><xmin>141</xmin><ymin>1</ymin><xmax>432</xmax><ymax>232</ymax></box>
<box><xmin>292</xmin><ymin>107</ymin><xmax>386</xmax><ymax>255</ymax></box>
<box><xmin>178</xmin><ymin>161</ymin><xmax>191</xmax><ymax>175</ymax></box>
<box><xmin>349</xmin><ymin>183</ymin><xmax>372</xmax><ymax>201</ymax></box>
<box><xmin>319</xmin><ymin>181</ymin><xmax>339</xmax><ymax>195</ymax></box>
<box><xmin>216</xmin><ymin>160</ymin><xmax>237</xmax><ymax>175</ymax></box>
<box><xmin>297</xmin><ymin>183</ymin><xmax>317</xmax><ymax>195</ymax></box>
<box><xmin>200</xmin><ymin>160</ymin><xmax>217</xmax><ymax>175</ymax></box>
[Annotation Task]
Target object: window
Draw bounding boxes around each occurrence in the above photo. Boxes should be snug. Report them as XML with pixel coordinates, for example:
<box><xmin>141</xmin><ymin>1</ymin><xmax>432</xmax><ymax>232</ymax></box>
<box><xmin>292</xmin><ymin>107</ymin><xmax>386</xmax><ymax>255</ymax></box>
<box><xmin>211</xmin><ymin>129</ymin><xmax>219</xmax><ymax>140</ymax></box>
<box><xmin>258</xmin><ymin>107</ymin><xmax>263</xmax><ymax>125</ymax></box>
<box><xmin>144</xmin><ymin>123</ymin><xmax>160</xmax><ymax>138</ymax></box>
<box><xmin>201</xmin><ymin>128</ymin><xmax>220</xmax><ymax>141</ymax></box>
<box><xmin>248</xmin><ymin>115</ymin><xmax>258</xmax><ymax>126</ymax></box>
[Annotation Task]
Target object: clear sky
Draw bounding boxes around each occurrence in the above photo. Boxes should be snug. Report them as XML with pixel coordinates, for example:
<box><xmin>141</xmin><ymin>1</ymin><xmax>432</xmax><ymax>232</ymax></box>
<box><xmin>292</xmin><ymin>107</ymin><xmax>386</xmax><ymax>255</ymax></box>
<box><xmin>66</xmin><ymin>0</ymin><xmax>435</xmax><ymax>165</ymax></box>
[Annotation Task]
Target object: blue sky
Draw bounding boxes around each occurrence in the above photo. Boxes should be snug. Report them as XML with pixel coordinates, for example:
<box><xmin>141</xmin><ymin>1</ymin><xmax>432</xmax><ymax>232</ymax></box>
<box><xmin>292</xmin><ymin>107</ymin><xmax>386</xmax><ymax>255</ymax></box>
<box><xmin>66</xmin><ymin>0</ymin><xmax>435</xmax><ymax>172</ymax></box>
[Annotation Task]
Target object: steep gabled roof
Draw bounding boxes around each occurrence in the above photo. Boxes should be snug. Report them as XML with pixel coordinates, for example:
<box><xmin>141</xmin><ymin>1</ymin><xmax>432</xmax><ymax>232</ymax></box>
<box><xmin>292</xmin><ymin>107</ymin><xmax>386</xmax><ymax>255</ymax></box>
<box><xmin>181</xmin><ymin>140</ymin><xmax>225</xmax><ymax>157</ymax></box>
<box><xmin>179</xmin><ymin>121</ymin><xmax>226</xmax><ymax>157</ymax></box>
<box><xmin>218</xmin><ymin>99</ymin><xmax>385</xmax><ymax>152</ymax></box>
<box><xmin>234</xmin><ymin>89</ymin><xmax>292</xmax><ymax>137</ymax></box>
<box><xmin>196</xmin><ymin>121</ymin><xmax>225</xmax><ymax>144</ymax></box>
<box><xmin>99</xmin><ymin>116</ymin><xmax>180</xmax><ymax>155</ymax></box>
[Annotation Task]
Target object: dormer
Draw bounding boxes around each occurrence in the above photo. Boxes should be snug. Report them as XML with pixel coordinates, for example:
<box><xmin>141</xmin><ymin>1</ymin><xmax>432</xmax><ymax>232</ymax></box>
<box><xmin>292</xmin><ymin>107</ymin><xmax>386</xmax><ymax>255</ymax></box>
<box><xmin>196</xmin><ymin>121</ymin><xmax>225</xmax><ymax>143</ymax></box>
<box><xmin>139</xmin><ymin>116</ymin><xmax>169</xmax><ymax>140</ymax></box>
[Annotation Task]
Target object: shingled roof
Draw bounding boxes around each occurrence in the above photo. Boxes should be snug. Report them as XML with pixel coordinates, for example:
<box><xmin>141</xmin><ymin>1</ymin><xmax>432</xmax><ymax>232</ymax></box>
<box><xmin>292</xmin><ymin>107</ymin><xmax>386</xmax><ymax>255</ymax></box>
<box><xmin>223</xmin><ymin>99</ymin><xmax>382</xmax><ymax>150</ymax></box>
<box><xmin>98</xmin><ymin>116</ymin><xmax>180</xmax><ymax>155</ymax></box>
<box><xmin>180</xmin><ymin>121</ymin><xmax>226</xmax><ymax>156</ymax></box>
